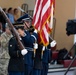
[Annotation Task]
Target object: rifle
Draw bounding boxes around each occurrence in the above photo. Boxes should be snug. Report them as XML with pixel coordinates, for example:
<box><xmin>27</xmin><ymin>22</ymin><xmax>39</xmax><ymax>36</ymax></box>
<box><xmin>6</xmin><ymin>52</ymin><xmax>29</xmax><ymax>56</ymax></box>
<box><xmin>18</xmin><ymin>7</ymin><xmax>32</xmax><ymax>20</ymax></box>
<box><xmin>0</xmin><ymin>7</ymin><xmax>25</xmax><ymax>50</ymax></box>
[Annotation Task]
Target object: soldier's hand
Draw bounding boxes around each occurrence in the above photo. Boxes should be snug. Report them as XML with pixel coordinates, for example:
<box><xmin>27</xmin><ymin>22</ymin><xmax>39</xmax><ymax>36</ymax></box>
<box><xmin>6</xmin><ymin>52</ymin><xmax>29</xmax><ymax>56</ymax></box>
<box><xmin>42</xmin><ymin>46</ymin><xmax>45</xmax><ymax>51</ymax></box>
<box><xmin>34</xmin><ymin>29</ymin><xmax>37</xmax><ymax>33</ymax></box>
<box><xmin>33</xmin><ymin>43</ymin><xmax>38</xmax><ymax>49</ymax></box>
<box><xmin>50</xmin><ymin>40</ymin><xmax>57</xmax><ymax>47</ymax></box>
<box><xmin>21</xmin><ymin>49</ymin><xmax>28</xmax><ymax>55</ymax></box>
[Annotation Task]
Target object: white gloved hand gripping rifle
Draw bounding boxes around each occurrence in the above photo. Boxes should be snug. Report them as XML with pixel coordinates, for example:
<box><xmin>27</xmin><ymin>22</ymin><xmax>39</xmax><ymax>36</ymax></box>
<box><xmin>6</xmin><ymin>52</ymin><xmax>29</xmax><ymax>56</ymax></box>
<box><xmin>21</xmin><ymin>49</ymin><xmax>28</xmax><ymax>55</ymax></box>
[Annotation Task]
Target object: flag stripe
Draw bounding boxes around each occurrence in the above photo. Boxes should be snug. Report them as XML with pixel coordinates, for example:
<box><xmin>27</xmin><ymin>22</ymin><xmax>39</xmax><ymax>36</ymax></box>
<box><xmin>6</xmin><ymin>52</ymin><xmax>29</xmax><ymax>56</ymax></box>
<box><xmin>33</xmin><ymin>0</ymin><xmax>43</xmax><ymax>28</ymax></box>
<box><xmin>32</xmin><ymin>0</ymin><xmax>54</xmax><ymax>46</ymax></box>
<box><xmin>45</xmin><ymin>21</ymin><xmax>52</xmax><ymax>33</ymax></box>
<box><xmin>40</xmin><ymin>23</ymin><xmax>49</xmax><ymax>46</ymax></box>
<box><xmin>33</xmin><ymin>0</ymin><xmax>51</xmax><ymax>31</ymax></box>
<box><xmin>40</xmin><ymin>7</ymin><xmax>51</xmax><ymax>30</ymax></box>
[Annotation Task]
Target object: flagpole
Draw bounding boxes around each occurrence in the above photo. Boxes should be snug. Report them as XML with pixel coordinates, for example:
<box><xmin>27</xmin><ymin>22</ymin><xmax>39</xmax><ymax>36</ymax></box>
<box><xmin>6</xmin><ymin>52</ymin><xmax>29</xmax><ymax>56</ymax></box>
<box><xmin>50</xmin><ymin>2</ymin><xmax>53</xmax><ymax>29</ymax></box>
<box><xmin>49</xmin><ymin>1</ymin><xmax>54</xmax><ymax>40</ymax></box>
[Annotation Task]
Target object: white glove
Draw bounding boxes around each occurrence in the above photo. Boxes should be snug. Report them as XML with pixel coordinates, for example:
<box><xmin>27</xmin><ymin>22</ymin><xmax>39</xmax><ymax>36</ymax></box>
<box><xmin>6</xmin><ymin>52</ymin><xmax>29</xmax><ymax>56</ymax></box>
<box><xmin>34</xmin><ymin>29</ymin><xmax>37</xmax><ymax>33</ymax></box>
<box><xmin>42</xmin><ymin>46</ymin><xmax>45</xmax><ymax>51</ymax></box>
<box><xmin>34</xmin><ymin>43</ymin><xmax>38</xmax><ymax>49</ymax></box>
<box><xmin>50</xmin><ymin>40</ymin><xmax>56</xmax><ymax>47</ymax></box>
<box><xmin>21</xmin><ymin>49</ymin><xmax>28</xmax><ymax>55</ymax></box>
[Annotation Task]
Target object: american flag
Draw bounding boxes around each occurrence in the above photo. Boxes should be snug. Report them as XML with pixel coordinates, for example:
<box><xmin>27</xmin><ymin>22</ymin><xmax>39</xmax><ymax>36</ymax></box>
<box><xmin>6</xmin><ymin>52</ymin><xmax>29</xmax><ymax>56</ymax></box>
<box><xmin>32</xmin><ymin>0</ymin><xmax>55</xmax><ymax>46</ymax></box>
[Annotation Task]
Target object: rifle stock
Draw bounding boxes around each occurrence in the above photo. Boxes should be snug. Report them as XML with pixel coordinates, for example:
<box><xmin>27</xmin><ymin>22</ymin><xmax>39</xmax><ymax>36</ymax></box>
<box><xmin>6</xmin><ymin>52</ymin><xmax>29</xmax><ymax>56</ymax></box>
<box><xmin>0</xmin><ymin>7</ymin><xmax>25</xmax><ymax>50</ymax></box>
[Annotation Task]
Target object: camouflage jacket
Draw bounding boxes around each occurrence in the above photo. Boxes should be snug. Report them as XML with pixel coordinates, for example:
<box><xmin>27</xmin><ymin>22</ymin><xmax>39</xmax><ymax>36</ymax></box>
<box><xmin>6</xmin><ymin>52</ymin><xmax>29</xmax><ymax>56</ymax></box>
<box><xmin>0</xmin><ymin>32</ymin><xmax>13</xmax><ymax>58</ymax></box>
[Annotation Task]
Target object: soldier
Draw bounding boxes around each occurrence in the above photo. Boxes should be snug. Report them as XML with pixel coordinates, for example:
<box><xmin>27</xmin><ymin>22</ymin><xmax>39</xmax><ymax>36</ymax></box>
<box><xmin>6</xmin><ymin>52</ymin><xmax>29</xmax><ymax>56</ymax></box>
<box><xmin>41</xmin><ymin>46</ymin><xmax>52</xmax><ymax>75</ymax></box>
<box><xmin>41</xmin><ymin>40</ymin><xmax>56</xmax><ymax>75</ymax></box>
<box><xmin>8</xmin><ymin>22</ymin><xmax>28</xmax><ymax>75</ymax></box>
<box><xmin>0</xmin><ymin>23</ymin><xmax>12</xmax><ymax>75</ymax></box>
<box><xmin>17</xmin><ymin>14</ymin><xmax>38</xmax><ymax>75</ymax></box>
<box><xmin>23</xmin><ymin>26</ymin><xmax>38</xmax><ymax>75</ymax></box>
<box><xmin>33</xmin><ymin>44</ymin><xmax>45</xmax><ymax>75</ymax></box>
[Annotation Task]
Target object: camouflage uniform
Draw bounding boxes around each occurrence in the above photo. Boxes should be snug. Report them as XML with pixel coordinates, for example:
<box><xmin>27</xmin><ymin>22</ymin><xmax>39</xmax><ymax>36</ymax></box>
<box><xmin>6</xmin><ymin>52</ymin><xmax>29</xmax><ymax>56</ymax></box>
<box><xmin>0</xmin><ymin>32</ymin><xmax>12</xmax><ymax>75</ymax></box>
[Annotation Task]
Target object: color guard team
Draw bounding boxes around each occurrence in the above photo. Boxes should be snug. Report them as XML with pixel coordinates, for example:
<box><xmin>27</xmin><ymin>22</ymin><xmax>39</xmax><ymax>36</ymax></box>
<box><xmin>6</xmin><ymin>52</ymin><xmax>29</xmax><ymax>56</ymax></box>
<box><xmin>0</xmin><ymin>7</ymin><xmax>56</xmax><ymax>75</ymax></box>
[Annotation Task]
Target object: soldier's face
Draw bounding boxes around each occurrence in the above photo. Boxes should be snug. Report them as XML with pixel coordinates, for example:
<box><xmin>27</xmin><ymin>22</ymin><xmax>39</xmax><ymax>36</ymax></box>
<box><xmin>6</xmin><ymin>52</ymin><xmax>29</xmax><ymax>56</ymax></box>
<box><xmin>17</xmin><ymin>29</ymin><xmax>25</xmax><ymax>37</ymax></box>
<box><xmin>24</xmin><ymin>21</ymin><xmax>31</xmax><ymax>30</ymax></box>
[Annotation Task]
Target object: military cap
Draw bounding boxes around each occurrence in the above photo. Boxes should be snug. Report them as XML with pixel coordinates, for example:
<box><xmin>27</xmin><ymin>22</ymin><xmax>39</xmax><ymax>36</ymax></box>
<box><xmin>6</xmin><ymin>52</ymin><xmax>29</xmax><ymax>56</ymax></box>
<box><xmin>17</xmin><ymin>13</ymin><xmax>32</xmax><ymax>22</ymax></box>
<box><xmin>13</xmin><ymin>22</ymin><xmax>24</xmax><ymax>30</ymax></box>
<box><xmin>22</xmin><ymin>17</ymin><xmax>31</xmax><ymax>22</ymax></box>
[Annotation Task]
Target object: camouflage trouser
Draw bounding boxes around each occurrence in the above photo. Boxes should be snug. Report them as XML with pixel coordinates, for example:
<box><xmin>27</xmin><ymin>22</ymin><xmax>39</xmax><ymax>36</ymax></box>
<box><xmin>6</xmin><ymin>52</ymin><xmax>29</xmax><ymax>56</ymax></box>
<box><xmin>0</xmin><ymin>58</ymin><xmax>9</xmax><ymax>75</ymax></box>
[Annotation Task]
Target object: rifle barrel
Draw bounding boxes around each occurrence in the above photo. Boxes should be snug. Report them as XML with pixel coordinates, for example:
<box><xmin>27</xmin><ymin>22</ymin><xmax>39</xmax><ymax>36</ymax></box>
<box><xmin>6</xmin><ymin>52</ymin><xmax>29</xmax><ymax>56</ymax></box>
<box><xmin>0</xmin><ymin>7</ymin><xmax>25</xmax><ymax>50</ymax></box>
